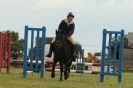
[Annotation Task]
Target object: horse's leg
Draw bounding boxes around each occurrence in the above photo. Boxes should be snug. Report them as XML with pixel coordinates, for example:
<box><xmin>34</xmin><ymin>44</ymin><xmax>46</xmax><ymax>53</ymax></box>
<box><xmin>68</xmin><ymin>59</ymin><xmax>73</xmax><ymax>73</ymax></box>
<box><xmin>51</xmin><ymin>59</ymin><xmax>56</xmax><ymax>78</ymax></box>
<box><xmin>64</xmin><ymin>62</ymin><xmax>69</xmax><ymax>80</ymax></box>
<box><xmin>59</xmin><ymin>62</ymin><xmax>63</xmax><ymax>81</ymax></box>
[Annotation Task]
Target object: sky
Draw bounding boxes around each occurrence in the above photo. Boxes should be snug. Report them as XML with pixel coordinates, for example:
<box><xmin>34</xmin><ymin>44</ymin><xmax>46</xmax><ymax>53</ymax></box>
<box><xmin>0</xmin><ymin>0</ymin><xmax>133</xmax><ymax>55</ymax></box>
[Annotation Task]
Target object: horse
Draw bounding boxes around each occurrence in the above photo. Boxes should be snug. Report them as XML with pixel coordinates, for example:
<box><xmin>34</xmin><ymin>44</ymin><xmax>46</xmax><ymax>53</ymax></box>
<box><xmin>51</xmin><ymin>30</ymin><xmax>76</xmax><ymax>81</ymax></box>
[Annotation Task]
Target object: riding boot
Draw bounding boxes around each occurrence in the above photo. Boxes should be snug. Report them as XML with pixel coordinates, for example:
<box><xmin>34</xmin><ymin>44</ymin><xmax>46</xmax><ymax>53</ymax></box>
<box><xmin>46</xmin><ymin>43</ymin><xmax>53</xmax><ymax>58</ymax></box>
<box><xmin>73</xmin><ymin>44</ymin><xmax>78</xmax><ymax>58</ymax></box>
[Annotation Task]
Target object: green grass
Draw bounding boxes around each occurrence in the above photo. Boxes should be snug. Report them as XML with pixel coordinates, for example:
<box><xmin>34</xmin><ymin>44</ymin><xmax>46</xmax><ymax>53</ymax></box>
<box><xmin>0</xmin><ymin>68</ymin><xmax>133</xmax><ymax>88</ymax></box>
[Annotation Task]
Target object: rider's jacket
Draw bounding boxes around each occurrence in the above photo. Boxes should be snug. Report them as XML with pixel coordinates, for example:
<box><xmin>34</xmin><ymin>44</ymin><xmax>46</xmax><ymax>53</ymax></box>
<box><xmin>58</xmin><ymin>19</ymin><xmax>75</xmax><ymax>37</ymax></box>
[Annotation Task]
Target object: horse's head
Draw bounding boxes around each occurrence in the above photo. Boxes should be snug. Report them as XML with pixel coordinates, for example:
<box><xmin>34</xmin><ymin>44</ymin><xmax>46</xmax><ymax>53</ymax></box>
<box><xmin>54</xmin><ymin>30</ymin><xmax>66</xmax><ymax>49</ymax></box>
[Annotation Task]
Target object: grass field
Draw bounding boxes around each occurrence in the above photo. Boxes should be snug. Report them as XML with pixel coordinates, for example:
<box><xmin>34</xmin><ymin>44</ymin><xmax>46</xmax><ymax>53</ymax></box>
<box><xmin>0</xmin><ymin>68</ymin><xmax>133</xmax><ymax>88</ymax></box>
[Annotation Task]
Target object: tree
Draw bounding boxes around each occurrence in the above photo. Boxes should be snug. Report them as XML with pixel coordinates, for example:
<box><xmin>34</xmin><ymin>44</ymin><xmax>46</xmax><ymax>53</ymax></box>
<box><xmin>111</xmin><ymin>34</ymin><xmax>128</xmax><ymax>60</ymax></box>
<box><xmin>6</xmin><ymin>30</ymin><xmax>24</xmax><ymax>58</ymax></box>
<box><xmin>111</xmin><ymin>34</ymin><xmax>128</xmax><ymax>48</ymax></box>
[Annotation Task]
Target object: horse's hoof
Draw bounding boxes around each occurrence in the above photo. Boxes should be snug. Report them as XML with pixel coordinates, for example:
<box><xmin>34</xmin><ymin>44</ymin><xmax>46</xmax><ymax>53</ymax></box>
<box><xmin>59</xmin><ymin>78</ymin><xmax>63</xmax><ymax>81</ymax></box>
<box><xmin>64</xmin><ymin>72</ymin><xmax>69</xmax><ymax>80</ymax></box>
<box><xmin>51</xmin><ymin>73</ymin><xmax>55</xmax><ymax>78</ymax></box>
<box><xmin>64</xmin><ymin>75</ymin><xmax>69</xmax><ymax>80</ymax></box>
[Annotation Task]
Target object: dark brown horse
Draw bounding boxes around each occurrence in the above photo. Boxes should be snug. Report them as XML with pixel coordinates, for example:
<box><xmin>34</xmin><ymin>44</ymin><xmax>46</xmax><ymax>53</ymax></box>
<box><xmin>51</xmin><ymin>30</ymin><xmax>78</xmax><ymax>81</ymax></box>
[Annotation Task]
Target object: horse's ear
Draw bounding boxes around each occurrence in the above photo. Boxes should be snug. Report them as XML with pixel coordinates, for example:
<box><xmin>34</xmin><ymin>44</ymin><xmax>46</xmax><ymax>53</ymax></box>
<box><xmin>56</xmin><ymin>30</ymin><xmax>58</xmax><ymax>34</ymax></box>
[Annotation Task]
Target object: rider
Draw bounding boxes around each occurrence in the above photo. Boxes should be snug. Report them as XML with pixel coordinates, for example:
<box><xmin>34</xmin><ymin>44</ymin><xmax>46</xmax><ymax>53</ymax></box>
<box><xmin>46</xmin><ymin>12</ymin><xmax>78</xmax><ymax>58</ymax></box>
